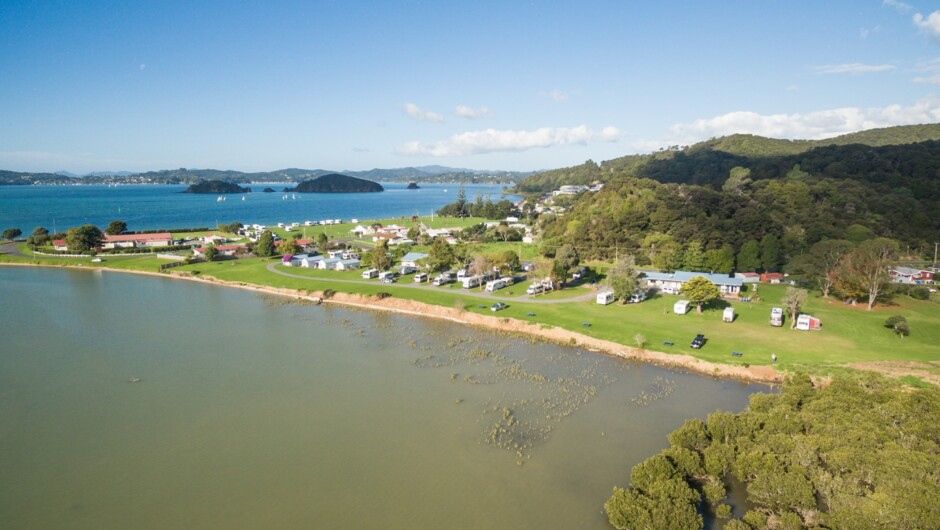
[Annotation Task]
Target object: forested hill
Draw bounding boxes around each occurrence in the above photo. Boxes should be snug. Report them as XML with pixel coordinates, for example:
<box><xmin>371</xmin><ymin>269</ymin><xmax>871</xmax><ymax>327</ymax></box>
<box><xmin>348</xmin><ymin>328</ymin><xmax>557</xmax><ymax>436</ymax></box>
<box><xmin>515</xmin><ymin>123</ymin><xmax>940</xmax><ymax>192</ymax></box>
<box><xmin>539</xmin><ymin>140</ymin><xmax>939</xmax><ymax>267</ymax></box>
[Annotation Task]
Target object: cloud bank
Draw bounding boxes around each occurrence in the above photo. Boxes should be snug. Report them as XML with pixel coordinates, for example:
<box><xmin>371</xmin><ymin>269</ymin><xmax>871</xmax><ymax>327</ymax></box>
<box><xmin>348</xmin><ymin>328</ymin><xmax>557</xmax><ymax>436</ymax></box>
<box><xmin>455</xmin><ymin>105</ymin><xmax>492</xmax><ymax>119</ymax></box>
<box><xmin>814</xmin><ymin>63</ymin><xmax>895</xmax><ymax>74</ymax></box>
<box><xmin>914</xmin><ymin>11</ymin><xmax>940</xmax><ymax>44</ymax></box>
<box><xmin>402</xmin><ymin>103</ymin><xmax>444</xmax><ymax>122</ymax></box>
<box><xmin>398</xmin><ymin>125</ymin><xmax>621</xmax><ymax>157</ymax></box>
<box><xmin>662</xmin><ymin>98</ymin><xmax>940</xmax><ymax>145</ymax></box>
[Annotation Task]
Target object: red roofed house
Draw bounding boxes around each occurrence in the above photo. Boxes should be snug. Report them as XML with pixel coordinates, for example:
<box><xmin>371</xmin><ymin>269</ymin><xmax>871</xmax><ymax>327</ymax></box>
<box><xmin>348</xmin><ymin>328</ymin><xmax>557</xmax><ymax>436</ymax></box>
<box><xmin>193</xmin><ymin>244</ymin><xmax>245</xmax><ymax>258</ymax></box>
<box><xmin>760</xmin><ymin>272</ymin><xmax>784</xmax><ymax>284</ymax></box>
<box><xmin>890</xmin><ymin>267</ymin><xmax>934</xmax><ymax>284</ymax></box>
<box><xmin>53</xmin><ymin>239</ymin><xmax>69</xmax><ymax>251</ymax></box>
<box><xmin>101</xmin><ymin>232</ymin><xmax>173</xmax><ymax>249</ymax></box>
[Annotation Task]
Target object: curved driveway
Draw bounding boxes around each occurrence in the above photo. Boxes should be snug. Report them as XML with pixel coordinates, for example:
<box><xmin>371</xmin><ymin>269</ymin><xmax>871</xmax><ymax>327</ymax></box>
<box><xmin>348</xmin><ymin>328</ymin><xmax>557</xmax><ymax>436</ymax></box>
<box><xmin>266</xmin><ymin>263</ymin><xmax>597</xmax><ymax>304</ymax></box>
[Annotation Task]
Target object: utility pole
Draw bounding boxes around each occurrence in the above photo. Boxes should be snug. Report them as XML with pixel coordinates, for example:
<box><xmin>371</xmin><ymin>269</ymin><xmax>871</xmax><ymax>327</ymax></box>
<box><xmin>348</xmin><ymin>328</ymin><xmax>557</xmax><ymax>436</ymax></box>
<box><xmin>934</xmin><ymin>242</ymin><xmax>938</xmax><ymax>270</ymax></box>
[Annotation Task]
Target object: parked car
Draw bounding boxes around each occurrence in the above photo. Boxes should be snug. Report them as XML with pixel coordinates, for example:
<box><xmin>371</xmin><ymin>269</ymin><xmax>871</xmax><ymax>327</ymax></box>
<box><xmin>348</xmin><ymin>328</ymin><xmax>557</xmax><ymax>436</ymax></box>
<box><xmin>382</xmin><ymin>275</ymin><xmax>397</xmax><ymax>284</ymax></box>
<box><xmin>690</xmin><ymin>334</ymin><xmax>706</xmax><ymax>349</ymax></box>
<box><xmin>490</xmin><ymin>302</ymin><xmax>508</xmax><ymax>312</ymax></box>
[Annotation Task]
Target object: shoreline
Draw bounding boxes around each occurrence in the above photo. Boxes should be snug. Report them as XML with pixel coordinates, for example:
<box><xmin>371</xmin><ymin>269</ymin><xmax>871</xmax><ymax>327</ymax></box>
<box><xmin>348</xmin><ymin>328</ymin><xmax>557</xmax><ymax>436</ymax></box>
<box><xmin>0</xmin><ymin>260</ymin><xmax>782</xmax><ymax>384</ymax></box>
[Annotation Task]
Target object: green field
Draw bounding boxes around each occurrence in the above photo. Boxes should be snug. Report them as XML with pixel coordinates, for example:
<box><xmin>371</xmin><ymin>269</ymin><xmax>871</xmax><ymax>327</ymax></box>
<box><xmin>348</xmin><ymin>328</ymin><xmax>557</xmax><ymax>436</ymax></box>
<box><xmin>3</xmin><ymin>245</ymin><xmax>939</xmax><ymax>381</ymax></box>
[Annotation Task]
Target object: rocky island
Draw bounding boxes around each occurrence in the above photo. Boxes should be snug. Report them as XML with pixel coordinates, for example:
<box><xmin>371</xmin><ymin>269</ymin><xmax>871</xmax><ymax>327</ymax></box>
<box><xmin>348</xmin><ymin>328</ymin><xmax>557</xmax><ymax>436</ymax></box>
<box><xmin>183</xmin><ymin>180</ymin><xmax>250</xmax><ymax>194</ymax></box>
<box><xmin>406</xmin><ymin>182</ymin><xmax>420</xmax><ymax>189</ymax></box>
<box><xmin>286</xmin><ymin>173</ymin><xmax>384</xmax><ymax>193</ymax></box>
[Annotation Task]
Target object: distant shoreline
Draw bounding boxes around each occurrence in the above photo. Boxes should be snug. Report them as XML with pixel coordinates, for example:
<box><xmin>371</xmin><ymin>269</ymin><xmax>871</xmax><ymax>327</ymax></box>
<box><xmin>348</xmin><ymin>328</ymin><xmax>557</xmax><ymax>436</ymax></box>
<box><xmin>0</xmin><ymin>261</ymin><xmax>782</xmax><ymax>385</ymax></box>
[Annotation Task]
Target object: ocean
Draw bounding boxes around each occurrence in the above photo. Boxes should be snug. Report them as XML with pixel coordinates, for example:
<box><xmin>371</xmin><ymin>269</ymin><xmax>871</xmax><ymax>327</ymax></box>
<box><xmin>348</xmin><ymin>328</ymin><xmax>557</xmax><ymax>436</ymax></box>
<box><xmin>0</xmin><ymin>182</ymin><xmax>515</xmax><ymax>233</ymax></box>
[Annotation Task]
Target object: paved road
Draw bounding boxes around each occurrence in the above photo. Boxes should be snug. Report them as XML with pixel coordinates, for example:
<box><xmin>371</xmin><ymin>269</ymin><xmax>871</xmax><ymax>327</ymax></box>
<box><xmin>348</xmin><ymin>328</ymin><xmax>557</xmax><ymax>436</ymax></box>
<box><xmin>0</xmin><ymin>242</ymin><xmax>29</xmax><ymax>258</ymax></box>
<box><xmin>265</xmin><ymin>263</ymin><xmax>598</xmax><ymax>305</ymax></box>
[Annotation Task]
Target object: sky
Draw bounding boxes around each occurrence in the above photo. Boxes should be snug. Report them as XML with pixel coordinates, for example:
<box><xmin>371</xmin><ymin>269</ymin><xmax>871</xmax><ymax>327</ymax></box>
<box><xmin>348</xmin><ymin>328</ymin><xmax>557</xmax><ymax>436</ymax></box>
<box><xmin>2</xmin><ymin>0</ymin><xmax>940</xmax><ymax>174</ymax></box>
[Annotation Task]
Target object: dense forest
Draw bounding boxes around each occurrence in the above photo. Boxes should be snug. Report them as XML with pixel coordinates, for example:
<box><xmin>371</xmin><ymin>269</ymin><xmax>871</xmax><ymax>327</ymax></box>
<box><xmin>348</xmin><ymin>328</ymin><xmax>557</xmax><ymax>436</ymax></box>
<box><xmin>536</xmin><ymin>139</ymin><xmax>940</xmax><ymax>266</ymax></box>
<box><xmin>605</xmin><ymin>373</ymin><xmax>940</xmax><ymax>530</ymax></box>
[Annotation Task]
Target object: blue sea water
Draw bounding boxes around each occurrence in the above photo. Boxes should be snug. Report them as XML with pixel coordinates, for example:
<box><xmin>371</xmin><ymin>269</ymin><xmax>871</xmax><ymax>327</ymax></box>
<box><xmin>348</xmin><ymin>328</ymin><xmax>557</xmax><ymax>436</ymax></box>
<box><xmin>0</xmin><ymin>182</ymin><xmax>516</xmax><ymax>232</ymax></box>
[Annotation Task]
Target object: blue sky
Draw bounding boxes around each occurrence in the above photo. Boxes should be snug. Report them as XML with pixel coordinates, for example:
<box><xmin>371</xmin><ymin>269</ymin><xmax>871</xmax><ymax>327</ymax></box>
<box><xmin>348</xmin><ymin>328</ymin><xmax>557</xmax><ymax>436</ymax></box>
<box><xmin>2</xmin><ymin>0</ymin><xmax>939</xmax><ymax>173</ymax></box>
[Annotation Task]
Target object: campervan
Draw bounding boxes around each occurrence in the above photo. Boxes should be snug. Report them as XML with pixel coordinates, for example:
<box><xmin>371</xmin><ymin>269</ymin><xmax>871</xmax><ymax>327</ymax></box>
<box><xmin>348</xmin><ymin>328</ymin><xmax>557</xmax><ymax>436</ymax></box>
<box><xmin>796</xmin><ymin>314</ymin><xmax>821</xmax><ymax>331</ymax></box>
<box><xmin>770</xmin><ymin>307</ymin><xmax>784</xmax><ymax>327</ymax></box>
<box><xmin>461</xmin><ymin>275</ymin><xmax>482</xmax><ymax>289</ymax></box>
<box><xmin>399</xmin><ymin>265</ymin><xmax>417</xmax><ymax>275</ymax></box>
<box><xmin>433</xmin><ymin>273</ymin><xmax>454</xmax><ymax>286</ymax></box>
<box><xmin>722</xmin><ymin>307</ymin><xmax>735</xmax><ymax>323</ymax></box>
<box><xmin>362</xmin><ymin>268</ymin><xmax>379</xmax><ymax>279</ymax></box>
<box><xmin>485</xmin><ymin>278</ymin><xmax>508</xmax><ymax>292</ymax></box>
<box><xmin>526</xmin><ymin>283</ymin><xmax>545</xmax><ymax>295</ymax></box>
<box><xmin>628</xmin><ymin>291</ymin><xmax>648</xmax><ymax>304</ymax></box>
<box><xmin>378</xmin><ymin>270</ymin><xmax>396</xmax><ymax>282</ymax></box>
<box><xmin>673</xmin><ymin>300</ymin><xmax>691</xmax><ymax>315</ymax></box>
<box><xmin>596</xmin><ymin>291</ymin><xmax>616</xmax><ymax>305</ymax></box>
<box><xmin>414</xmin><ymin>272</ymin><xmax>429</xmax><ymax>283</ymax></box>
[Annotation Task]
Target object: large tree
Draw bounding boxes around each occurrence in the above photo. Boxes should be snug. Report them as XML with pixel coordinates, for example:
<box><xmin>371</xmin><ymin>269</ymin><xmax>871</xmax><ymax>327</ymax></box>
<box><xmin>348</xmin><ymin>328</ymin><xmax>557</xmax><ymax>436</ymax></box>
<box><xmin>736</xmin><ymin>240</ymin><xmax>761</xmax><ymax>272</ymax></box>
<box><xmin>104</xmin><ymin>220</ymin><xmax>127</xmax><ymax>235</ymax></box>
<box><xmin>680</xmin><ymin>276</ymin><xmax>722</xmax><ymax>314</ymax></box>
<box><xmin>2</xmin><ymin>227</ymin><xmax>22</xmax><ymax>241</ymax></box>
<box><xmin>427</xmin><ymin>237</ymin><xmax>455</xmax><ymax>272</ymax></box>
<box><xmin>760</xmin><ymin>233</ymin><xmax>781</xmax><ymax>272</ymax></box>
<box><xmin>781</xmin><ymin>286</ymin><xmax>808</xmax><ymax>330</ymax></box>
<box><xmin>65</xmin><ymin>224</ymin><xmax>103</xmax><ymax>252</ymax></box>
<box><xmin>846</xmin><ymin>237</ymin><xmax>899</xmax><ymax>311</ymax></box>
<box><xmin>607</xmin><ymin>255</ymin><xmax>644</xmax><ymax>303</ymax></box>
<box><xmin>703</xmin><ymin>245</ymin><xmax>735</xmax><ymax>274</ymax></box>
<box><xmin>554</xmin><ymin>244</ymin><xmax>580</xmax><ymax>280</ymax></box>
<box><xmin>806</xmin><ymin>239</ymin><xmax>854</xmax><ymax>297</ymax></box>
<box><xmin>371</xmin><ymin>240</ymin><xmax>391</xmax><ymax>271</ymax></box>
<box><xmin>203</xmin><ymin>244</ymin><xmax>219</xmax><ymax>262</ymax></box>
<box><xmin>682</xmin><ymin>240</ymin><xmax>706</xmax><ymax>271</ymax></box>
<box><xmin>255</xmin><ymin>230</ymin><xmax>275</xmax><ymax>257</ymax></box>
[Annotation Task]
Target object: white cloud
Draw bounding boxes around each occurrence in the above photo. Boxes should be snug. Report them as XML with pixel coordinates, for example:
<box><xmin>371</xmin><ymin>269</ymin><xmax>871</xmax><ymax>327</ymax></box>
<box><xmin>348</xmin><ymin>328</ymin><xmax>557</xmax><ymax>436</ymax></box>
<box><xmin>884</xmin><ymin>0</ymin><xmax>912</xmax><ymax>13</ymax></box>
<box><xmin>539</xmin><ymin>89</ymin><xmax>569</xmax><ymax>102</ymax></box>
<box><xmin>913</xmin><ymin>75</ymin><xmax>940</xmax><ymax>85</ymax></box>
<box><xmin>859</xmin><ymin>25</ymin><xmax>880</xmax><ymax>39</ymax></box>
<box><xmin>397</xmin><ymin>125</ymin><xmax>622</xmax><ymax>157</ymax></box>
<box><xmin>814</xmin><ymin>63</ymin><xmax>896</xmax><ymax>74</ymax></box>
<box><xmin>455</xmin><ymin>105</ymin><xmax>492</xmax><ymax>119</ymax></box>
<box><xmin>402</xmin><ymin>103</ymin><xmax>444</xmax><ymax>122</ymax></box>
<box><xmin>139</xmin><ymin>63</ymin><xmax>146</xmax><ymax>70</ymax></box>
<box><xmin>914</xmin><ymin>11</ymin><xmax>940</xmax><ymax>44</ymax></box>
<box><xmin>662</xmin><ymin>97</ymin><xmax>940</xmax><ymax>145</ymax></box>
<box><xmin>786</xmin><ymin>85</ymin><xmax>800</xmax><ymax>92</ymax></box>
<box><xmin>913</xmin><ymin>57</ymin><xmax>940</xmax><ymax>84</ymax></box>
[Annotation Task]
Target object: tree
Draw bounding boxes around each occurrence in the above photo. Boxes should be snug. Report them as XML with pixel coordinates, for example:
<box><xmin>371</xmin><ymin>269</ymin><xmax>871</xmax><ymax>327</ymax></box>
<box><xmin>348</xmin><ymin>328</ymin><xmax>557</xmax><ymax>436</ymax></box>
<box><xmin>833</xmin><ymin>238</ymin><xmax>899</xmax><ymax>310</ymax></box>
<box><xmin>317</xmin><ymin>232</ymin><xmax>329</xmax><ymax>250</ymax></box>
<box><xmin>805</xmin><ymin>239</ymin><xmax>853</xmax><ymax>297</ymax></box>
<box><xmin>279</xmin><ymin>238</ymin><xmax>301</xmax><ymax>256</ymax></box>
<box><xmin>255</xmin><ymin>230</ymin><xmax>275</xmax><ymax>257</ymax></box>
<box><xmin>104</xmin><ymin>220</ymin><xmax>127</xmax><ymax>235</ymax></box>
<box><xmin>682</xmin><ymin>240</ymin><xmax>706</xmax><ymax>271</ymax></box>
<box><xmin>407</xmin><ymin>226</ymin><xmax>420</xmax><ymax>241</ymax></box>
<box><xmin>736</xmin><ymin>240</ymin><xmax>761</xmax><ymax>272</ymax></box>
<box><xmin>608</xmin><ymin>255</ymin><xmax>643</xmax><ymax>303</ymax></box>
<box><xmin>781</xmin><ymin>287</ymin><xmax>808</xmax><ymax>330</ymax></box>
<box><xmin>218</xmin><ymin>221</ymin><xmax>242</xmax><ymax>234</ymax></box>
<box><xmin>495</xmin><ymin>250</ymin><xmax>520</xmax><ymax>274</ymax></box>
<box><xmin>427</xmin><ymin>237</ymin><xmax>455</xmax><ymax>272</ymax></box>
<box><xmin>371</xmin><ymin>240</ymin><xmax>391</xmax><ymax>271</ymax></box>
<box><xmin>455</xmin><ymin>186</ymin><xmax>469</xmax><ymax>217</ymax></box>
<box><xmin>30</xmin><ymin>226</ymin><xmax>51</xmax><ymax>246</ymax></box>
<box><xmin>469</xmin><ymin>254</ymin><xmax>492</xmax><ymax>279</ymax></box>
<box><xmin>2</xmin><ymin>228</ymin><xmax>22</xmax><ymax>241</ymax></box>
<box><xmin>722</xmin><ymin>166</ymin><xmax>752</xmax><ymax>195</ymax></box>
<box><xmin>703</xmin><ymin>245</ymin><xmax>735</xmax><ymax>274</ymax></box>
<box><xmin>760</xmin><ymin>233</ymin><xmax>781</xmax><ymax>272</ymax></box>
<box><xmin>65</xmin><ymin>224</ymin><xmax>103</xmax><ymax>252</ymax></box>
<box><xmin>885</xmin><ymin>315</ymin><xmax>910</xmax><ymax>338</ymax></box>
<box><xmin>203</xmin><ymin>244</ymin><xmax>219</xmax><ymax>262</ymax></box>
<box><xmin>554</xmin><ymin>244</ymin><xmax>580</xmax><ymax>280</ymax></box>
<box><xmin>680</xmin><ymin>276</ymin><xmax>722</xmax><ymax>314</ymax></box>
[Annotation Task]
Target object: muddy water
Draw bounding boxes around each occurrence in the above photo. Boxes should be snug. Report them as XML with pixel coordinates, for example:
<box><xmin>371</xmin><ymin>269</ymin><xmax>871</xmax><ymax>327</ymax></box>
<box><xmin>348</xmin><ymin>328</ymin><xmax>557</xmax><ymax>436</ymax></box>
<box><xmin>0</xmin><ymin>267</ymin><xmax>766</xmax><ymax>529</ymax></box>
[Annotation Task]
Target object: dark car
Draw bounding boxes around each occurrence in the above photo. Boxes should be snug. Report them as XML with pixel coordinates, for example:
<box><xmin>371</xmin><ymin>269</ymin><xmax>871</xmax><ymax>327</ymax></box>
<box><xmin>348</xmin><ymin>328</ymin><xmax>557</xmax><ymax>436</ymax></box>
<box><xmin>491</xmin><ymin>302</ymin><xmax>508</xmax><ymax>312</ymax></box>
<box><xmin>691</xmin><ymin>334</ymin><xmax>706</xmax><ymax>349</ymax></box>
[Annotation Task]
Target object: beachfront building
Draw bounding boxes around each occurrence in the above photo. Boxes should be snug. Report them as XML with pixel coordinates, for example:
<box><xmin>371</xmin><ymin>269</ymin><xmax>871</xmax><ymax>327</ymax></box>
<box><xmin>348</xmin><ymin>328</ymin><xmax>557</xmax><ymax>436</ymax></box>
<box><xmin>643</xmin><ymin>270</ymin><xmax>743</xmax><ymax>296</ymax></box>
<box><xmin>52</xmin><ymin>239</ymin><xmax>69</xmax><ymax>251</ymax></box>
<box><xmin>101</xmin><ymin>232</ymin><xmax>173</xmax><ymax>249</ymax></box>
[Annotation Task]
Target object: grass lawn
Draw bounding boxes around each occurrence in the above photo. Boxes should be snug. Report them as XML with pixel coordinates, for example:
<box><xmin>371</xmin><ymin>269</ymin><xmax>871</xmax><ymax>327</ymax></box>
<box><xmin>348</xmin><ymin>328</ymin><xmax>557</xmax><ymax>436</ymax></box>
<box><xmin>6</xmin><ymin>248</ymin><xmax>939</xmax><ymax>379</ymax></box>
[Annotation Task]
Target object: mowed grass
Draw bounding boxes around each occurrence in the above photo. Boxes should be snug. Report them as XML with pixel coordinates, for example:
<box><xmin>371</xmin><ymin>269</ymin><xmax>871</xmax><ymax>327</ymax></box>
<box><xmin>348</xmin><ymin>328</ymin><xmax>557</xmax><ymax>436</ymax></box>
<box><xmin>6</xmin><ymin>247</ymin><xmax>939</xmax><ymax>376</ymax></box>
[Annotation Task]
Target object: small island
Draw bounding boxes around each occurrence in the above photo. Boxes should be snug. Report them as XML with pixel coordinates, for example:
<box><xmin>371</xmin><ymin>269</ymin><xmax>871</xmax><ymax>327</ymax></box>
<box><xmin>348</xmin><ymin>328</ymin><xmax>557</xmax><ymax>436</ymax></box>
<box><xmin>262</xmin><ymin>187</ymin><xmax>276</xmax><ymax>193</ymax></box>
<box><xmin>287</xmin><ymin>173</ymin><xmax>384</xmax><ymax>193</ymax></box>
<box><xmin>406</xmin><ymin>182</ymin><xmax>420</xmax><ymax>189</ymax></box>
<box><xmin>183</xmin><ymin>180</ymin><xmax>250</xmax><ymax>194</ymax></box>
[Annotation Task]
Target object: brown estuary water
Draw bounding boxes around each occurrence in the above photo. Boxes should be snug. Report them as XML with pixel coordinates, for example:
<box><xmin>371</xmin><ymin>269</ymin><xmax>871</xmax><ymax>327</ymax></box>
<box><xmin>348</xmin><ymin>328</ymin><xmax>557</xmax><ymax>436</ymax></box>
<box><xmin>0</xmin><ymin>267</ymin><xmax>767</xmax><ymax>529</ymax></box>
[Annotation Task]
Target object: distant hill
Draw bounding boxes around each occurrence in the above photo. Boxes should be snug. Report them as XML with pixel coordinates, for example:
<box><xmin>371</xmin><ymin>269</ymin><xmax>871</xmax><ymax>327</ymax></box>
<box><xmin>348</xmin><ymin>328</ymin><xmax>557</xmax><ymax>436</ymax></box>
<box><xmin>288</xmin><ymin>174</ymin><xmax>383</xmax><ymax>193</ymax></box>
<box><xmin>0</xmin><ymin>170</ymin><xmax>72</xmax><ymax>186</ymax></box>
<box><xmin>515</xmin><ymin>123</ymin><xmax>940</xmax><ymax>192</ymax></box>
<box><xmin>182</xmin><ymin>180</ymin><xmax>250</xmax><ymax>194</ymax></box>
